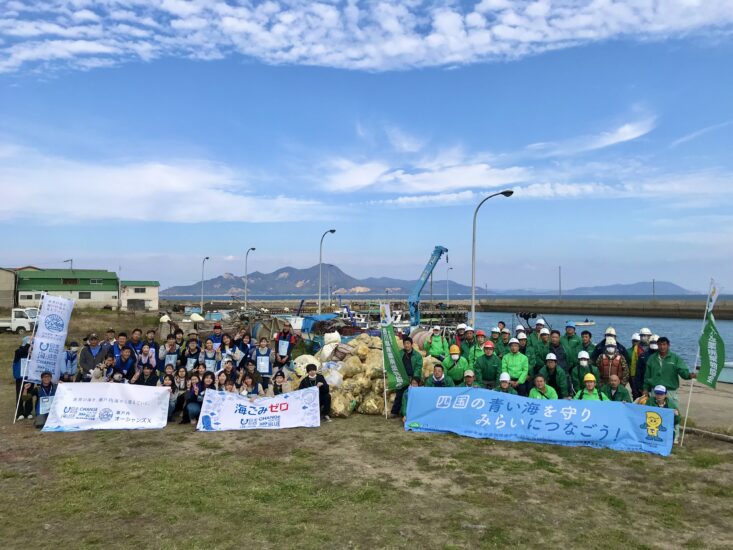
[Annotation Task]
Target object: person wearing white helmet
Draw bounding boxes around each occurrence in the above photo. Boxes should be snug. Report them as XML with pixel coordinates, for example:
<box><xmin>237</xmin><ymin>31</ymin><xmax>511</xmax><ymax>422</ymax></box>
<box><xmin>639</xmin><ymin>327</ymin><xmax>653</xmax><ymax>344</ymax></box>
<box><xmin>423</xmin><ymin>325</ymin><xmax>449</xmax><ymax>361</ymax></box>
<box><xmin>595</xmin><ymin>337</ymin><xmax>629</xmax><ymax>387</ymax></box>
<box><xmin>531</xmin><ymin>327</ymin><xmax>551</xmax><ymax>376</ymax></box>
<box><xmin>537</xmin><ymin>352</ymin><xmax>570</xmax><ymax>399</ymax></box>
<box><xmin>459</xmin><ymin>326</ymin><xmax>481</xmax><ymax>371</ymax></box>
<box><xmin>495</xmin><ymin>371</ymin><xmax>518</xmax><ymax>395</ymax></box>
<box><xmin>529</xmin><ymin>318</ymin><xmax>546</xmax><ymax>350</ymax></box>
<box><xmin>489</xmin><ymin>327</ymin><xmax>501</xmax><ymax>348</ymax></box>
<box><xmin>591</xmin><ymin>327</ymin><xmax>629</xmax><ymax>363</ymax></box>
<box><xmin>496</xmin><ymin>327</ymin><xmax>512</xmax><ymax>359</ymax></box>
<box><xmin>629</xmin><ymin>330</ymin><xmax>651</xmax><ymax>400</ymax></box>
<box><xmin>500</xmin><ymin>337</ymin><xmax>529</xmax><ymax>396</ymax></box>
<box><xmin>452</xmin><ymin>323</ymin><xmax>468</xmax><ymax>349</ymax></box>
<box><xmin>570</xmin><ymin>350</ymin><xmax>601</xmax><ymax>394</ymax></box>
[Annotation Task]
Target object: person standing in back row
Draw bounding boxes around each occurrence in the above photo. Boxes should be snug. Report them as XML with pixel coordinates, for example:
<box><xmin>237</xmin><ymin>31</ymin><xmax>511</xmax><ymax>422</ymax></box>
<box><xmin>274</xmin><ymin>323</ymin><xmax>296</xmax><ymax>371</ymax></box>
<box><xmin>643</xmin><ymin>337</ymin><xmax>695</xmax><ymax>408</ymax></box>
<box><xmin>391</xmin><ymin>336</ymin><xmax>423</xmax><ymax>418</ymax></box>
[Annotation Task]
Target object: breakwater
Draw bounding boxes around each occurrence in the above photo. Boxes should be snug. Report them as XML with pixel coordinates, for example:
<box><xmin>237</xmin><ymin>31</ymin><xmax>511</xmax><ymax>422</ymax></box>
<box><xmin>477</xmin><ymin>298</ymin><xmax>733</xmax><ymax>320</ymax></box>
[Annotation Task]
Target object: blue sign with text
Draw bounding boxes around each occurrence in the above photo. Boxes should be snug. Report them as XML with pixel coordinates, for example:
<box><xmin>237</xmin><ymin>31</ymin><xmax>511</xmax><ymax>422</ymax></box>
<box><xmin>405</xmin><ymin>388</ymin><xmax>674</xmax><ymax>456</ymax></box>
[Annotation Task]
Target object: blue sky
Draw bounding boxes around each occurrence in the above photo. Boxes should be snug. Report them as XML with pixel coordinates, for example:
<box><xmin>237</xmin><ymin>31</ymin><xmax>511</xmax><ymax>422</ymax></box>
<box><xmin>1</xmin><ymin>1</ymin><xmax>732</xmax><ymax>292</ymax></box>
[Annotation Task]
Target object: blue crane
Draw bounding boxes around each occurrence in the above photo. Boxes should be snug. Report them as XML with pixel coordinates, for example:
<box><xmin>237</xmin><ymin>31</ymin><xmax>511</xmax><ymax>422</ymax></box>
<box><xmin>408</xmin><ymin>245</ymin><xmax>448</xmax><ymax>329</ymax></box>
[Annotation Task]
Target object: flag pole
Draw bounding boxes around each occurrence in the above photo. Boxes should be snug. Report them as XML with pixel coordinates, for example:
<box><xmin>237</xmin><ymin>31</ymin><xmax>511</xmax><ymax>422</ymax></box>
<box><xmin>680</xmin><ymin>279</ymin><xmax>714</xmax><ymax>446</ymax></box>
<box><xmin>13</xmin><ymin>293</ymin><xmax>45</xmax><ymax>423</ymax></box>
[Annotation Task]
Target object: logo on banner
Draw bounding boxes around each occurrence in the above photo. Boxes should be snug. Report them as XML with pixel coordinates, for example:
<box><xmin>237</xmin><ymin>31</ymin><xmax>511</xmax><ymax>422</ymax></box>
<box><xmin>99</xmin><ymin>408</ymin><xmax>114</xmax><ymax>422</ymax></box>
<box><xmin>44</xmin><ymin>314</ymin><xmax>66</xmax><ymax>333</ymax></box>
<box><xmin>641</xmin><ymin>412</ymin><xmax>665</xmax><ymax>441</ymax></box>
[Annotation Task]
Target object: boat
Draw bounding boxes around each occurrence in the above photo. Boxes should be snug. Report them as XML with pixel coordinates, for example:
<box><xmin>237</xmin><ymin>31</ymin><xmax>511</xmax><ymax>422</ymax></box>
<box><xmin>718</xmin><ymin>361</ymin><xmax>733</xmax><ymax>384</ymax></box>
<box><xmin>571</xmin><ymin>319</ymin><xmax>596</xmax><ymax>327</ymax></box>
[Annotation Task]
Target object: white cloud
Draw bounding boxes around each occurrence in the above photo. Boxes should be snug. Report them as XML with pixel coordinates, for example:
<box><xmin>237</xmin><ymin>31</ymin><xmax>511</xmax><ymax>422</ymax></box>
<box><xmin>385</xmin><ymin>126</ymin><xmax>424</xmax><ymax>153</ymax></box>
<box><xmin>527</xmin><ymin>118</ymin><xmax>656</xmax><ymax>157</ymax></box>
<box><xmin>0</xmin><ymin>142</ymin><xmax>331</xmax><ymax>223</ymax></box>
<box><xmin>322</xmin><ymin>159</ymin><xmax>390</xmax><ymax>192</ymax></box>
<box><xmin>1</xmin><ymin>1</ymin><xmax>732</xmax><ymax>73</ymax></box>
<box><xmin>670</xmin><ymin>120</ymin><xmax>733</xmax><ymax>148</ymax></box>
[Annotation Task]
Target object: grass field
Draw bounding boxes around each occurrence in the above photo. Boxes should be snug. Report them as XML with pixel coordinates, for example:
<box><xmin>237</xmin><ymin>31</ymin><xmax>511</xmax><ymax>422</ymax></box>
<box><xmin>2</xmin><ymin>312</ymin><xmax>733</xmax><ymax>549</ymax></box>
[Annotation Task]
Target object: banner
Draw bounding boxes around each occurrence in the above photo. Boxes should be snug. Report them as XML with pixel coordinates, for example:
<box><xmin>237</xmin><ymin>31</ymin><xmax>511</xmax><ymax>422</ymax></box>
<box><xmin>42</xmin><ymin>383</ymin><xmax>169</xmax><ymax>432</ymax></box>
<box><xmin>26</xmin><ymin>294</ymin><xmax>74</xmax><ymax>383</ymax></box>
<box><xmin>381</xmin><ymin>323</ymin><xmax>408</xmax><ymax>391</ymax></box>
<box><xmin>196</xmin><ymin>387</ymin><xmax>321</xmax><ymax>431</ymax></box>
<box><xmin>698</xmin><ymin>314</ymin><xmax>726</xmax><ymax>389</ymax></box>
<box><xmin>405</xmin><ymin>387</ymin><xmax>674</xmax><ymax>456</ymax></box>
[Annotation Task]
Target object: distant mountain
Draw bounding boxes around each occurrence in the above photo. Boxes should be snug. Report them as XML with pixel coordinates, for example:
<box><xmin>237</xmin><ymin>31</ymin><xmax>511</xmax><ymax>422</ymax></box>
<box><xmin>161</xmin><ymin>268</ymin><xmax>693</xmax><ymax>297</ymax></box>
<box><xmin>161</xmin><ymin>264</ymin><xmax>482</xmax><ymax>297</ymax></box>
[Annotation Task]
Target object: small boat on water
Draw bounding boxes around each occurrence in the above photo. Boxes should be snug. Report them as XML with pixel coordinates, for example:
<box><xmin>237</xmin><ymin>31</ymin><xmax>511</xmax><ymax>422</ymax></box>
<box><xmin>571</xmin><ymin>319</ymin><xmax>596</xmax><ymax>327</ymax></box>
<box><xmin>718</xmin><ymin>362</ymin><xmax>733</xmax><ymax>384</ymax></box>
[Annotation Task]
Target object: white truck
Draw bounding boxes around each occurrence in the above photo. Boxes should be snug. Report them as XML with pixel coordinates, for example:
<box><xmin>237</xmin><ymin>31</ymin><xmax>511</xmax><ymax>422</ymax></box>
<box><xmin>0</xmin><ymin>308</ymin><xmax>36</xmax><ymax>334</ymax></box>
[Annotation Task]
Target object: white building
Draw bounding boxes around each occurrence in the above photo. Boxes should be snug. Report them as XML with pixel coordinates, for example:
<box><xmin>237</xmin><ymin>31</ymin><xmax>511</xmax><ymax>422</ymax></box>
<box><xmin>120</xmin><ymin>280</ymin><xmax>160</xmax><ymax>311</ymax></box>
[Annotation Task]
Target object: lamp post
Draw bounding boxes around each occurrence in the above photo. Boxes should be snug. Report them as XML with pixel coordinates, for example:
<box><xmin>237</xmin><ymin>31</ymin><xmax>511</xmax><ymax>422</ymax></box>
<box><xmin>244</xmin><ymin>247</ymin><xmax>255</xmax><ymax>311</ymax></box>
<box><xmin>447</xmin><ymin>266</ymin><xmax>453</xmax><ymax>306</ymax></box>
<box><xmin>200</xmin><ymin>256</ymin><xmax>209</xmax><ymax>313</ymax></box>
<box><xmin>471</xmin><ymin>190</ymin><xmax>513</xmax><ymax>326</ymax></box>
<box><xmin>318</xmin><ymin>229</ymin><xmax>336</xmax><ymax>314</ymax></box>
<box><xmin>63</xmin><ymin>258</ymin><xmax>73</xmax><ymax>270</ymax></box>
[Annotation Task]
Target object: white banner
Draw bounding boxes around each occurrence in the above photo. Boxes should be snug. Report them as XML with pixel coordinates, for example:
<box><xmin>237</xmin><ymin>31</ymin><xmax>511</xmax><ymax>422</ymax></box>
<box><xmin>27</xmin><ymin>294</ymin><xmax>74</xmax><ymax>383</ymax></box>
<box><xmin>42</xmin><ymin>383</ymin><xmax>169</xmax><ymax>432</ymax></box>
<box><xmin>196</xmin><ymin>387</ymin><xmax>321</xmax><ymax>431</ymax></box>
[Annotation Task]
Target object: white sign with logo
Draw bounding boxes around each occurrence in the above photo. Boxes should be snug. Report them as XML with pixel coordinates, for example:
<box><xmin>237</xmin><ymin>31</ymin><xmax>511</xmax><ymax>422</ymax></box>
<box><xmin>27</xmin><ymin>294</ymin><xmax>74</xmax><ymax>383</ymax></box>
<box><xmin>42</xmin><ymin>383</ymin><xmax>169</xmax><ymax>432</ymax></box>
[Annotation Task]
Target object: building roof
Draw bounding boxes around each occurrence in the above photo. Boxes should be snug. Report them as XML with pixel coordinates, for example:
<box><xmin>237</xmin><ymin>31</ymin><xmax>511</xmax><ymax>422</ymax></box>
<box><xmin>121</xmin><ymin>280</ymin><xmax>160</xmax><ymax>287</ymax></box>
<box><xmin>18</xmin><ymin>269</ymin><xmax>117</xmax><ymax>279</ymax></box>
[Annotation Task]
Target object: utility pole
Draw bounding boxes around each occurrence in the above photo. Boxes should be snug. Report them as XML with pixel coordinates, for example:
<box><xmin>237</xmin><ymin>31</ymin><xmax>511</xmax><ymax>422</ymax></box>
<box><xmin>558</xmin><ymin>265</ymin><xmax>562</xmax><ymax>298</ymax></box>
<box><xmin>447</xmin><ymin>266</ymin><xmax>453</xmax><ymax>306</ymax></box>
<box><xmin>652</xmin><ymin>278</ymin><xmax>656</xmax><ymax>298</ymax></box>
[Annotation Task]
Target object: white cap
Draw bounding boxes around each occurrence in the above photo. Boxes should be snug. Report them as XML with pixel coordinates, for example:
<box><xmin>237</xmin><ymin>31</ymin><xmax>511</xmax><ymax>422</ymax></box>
<box><xmin>639</xmin><ymin>327</ymin><xmax>652</xmax><ymax>336</ymax></box>
<box><xmin>517</xmin><ymin>332</ymin><xmax>527</xmax><ymax>340</ymax></box>
<box><xmin>465</xmin><ymin>326</ymin><xmax>474</xmax><ymax>332</ymax></box>
<box><xmin>499</xmin><ymin>372</ymin><xmax>511</xmax><ymax>382</ymax></box>
<box><xmin>653</xmin><ymin>385</ymin><xmax>667</xmax><ymax>394</ymax></box>
<box><xmin>535</xmin><ymin>318</ymin><xmax>546</xmax><ymax>326</ymax></box>
<box><xmin>578</xmin><ymin>351</ymin><xmax>590</xmax><ymax>360</ymax></box>
<box><xmin>491</xmin><ymin>326</ymin><xmax>500</xmax><ymax>333</ymax></box>
<box><xmin>605</xmin><ymin>327</ymin><xmax>617</xmax><ymax>336</ymax></box>
<box><xmin>605</xmin><ymin>337</ymin><xmax>617</xmax><ymax>346</ymax></box>
<box><xmin>509</xmin><ymin>338</ymin><xmax>519</xmax><ymax>345</ymax></box>
<box><xmin>457</xmin><ymin>323</ymin><xmax>467</xmax><ymax>331</ymax></box>
<box><xmin>545</xmin><ymin>353</ymin><xmax>557</xmax><ymax>361</ymax></box>
<box><xmin>515</xmin><ymin>325</ymin><xmax>525</xmax><ymax>332</ymax></box>
<box><xmin>631</xmin><ymin>333</ymin><xmax>640</xmax><ymax>341</ymax></box>
<box><xmin>540</xmin><ymin>327</ymin><xmax>550</xmax><ymax>335</ymax></box>
<box><xmin>464</xmin><ymin>370</ymin><xmax>475</xmax><ymax>378</ymax></box>
<box><xmin>432</xmin><ymin>325</ymin><xmax>441</xmax><ymax>331</ymax></box>
<box><xmin>650</xmin><ymin>334</ymin><xmax>659</xmax><ymax>342</ymax></box>
<box><xmin>501</xmin><ymin>328</ymin><xmax>511</xmax><ymax>334</ymax></box>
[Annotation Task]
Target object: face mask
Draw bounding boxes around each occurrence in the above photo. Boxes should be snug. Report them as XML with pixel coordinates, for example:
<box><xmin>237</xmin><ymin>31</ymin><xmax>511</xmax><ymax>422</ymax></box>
<box><xmin>650</xmin><ymin>344</ymin><xmax>658</xmax><ymax>350</ymax></box>
<box><xmin>606</xmin><ymin>347</ymin><xmax>615</xmax><ymax>354</ymax></box>
<box><xmin>579</xmin><ymin>360</ymin><xmax>589</xmax><ymax>367</ymax></box>
<box><xmin>451</xmin><ymin>354</ymin><xmax>459</xmax><ymax>361</ymax></box>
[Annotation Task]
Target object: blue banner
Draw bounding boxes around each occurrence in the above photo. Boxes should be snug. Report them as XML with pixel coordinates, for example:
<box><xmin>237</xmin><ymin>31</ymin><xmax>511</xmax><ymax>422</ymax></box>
<box><xmin>405</xmin><ymin>388</ymin><xmax>674</xmax><ymax>456</ymax></box>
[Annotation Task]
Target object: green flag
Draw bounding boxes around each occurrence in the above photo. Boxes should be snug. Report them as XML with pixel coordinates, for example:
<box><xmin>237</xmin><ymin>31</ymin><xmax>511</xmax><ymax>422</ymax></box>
<box><xmin>381</xmin><ymin>323</ymin><xmax>408</xmax><ymax>391</ymax></box>
<box><xmin>698</xmin><ymin>314</ymin><xmax>726</xmax><ymax>389</ymax></box>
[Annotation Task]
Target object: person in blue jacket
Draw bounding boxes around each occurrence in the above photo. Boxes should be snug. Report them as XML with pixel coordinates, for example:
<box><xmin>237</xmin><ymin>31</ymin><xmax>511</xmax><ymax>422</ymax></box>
<box><xmin>208</xmin><ymin>322</ymin><xmax>224</xmax><ymax>350</ymax></box>
<box><xmin>22</xmin><ymin>370</ymin><xmax>57</xmax><ymax>428</ymax></box>
<box><xmin>114</xmin><ymin>347</ymin><xmax>138</xmax><ymax>380</ymax></box>
<box><xmin>59</xmin><ymin>341</ymin><xmax>79</xmax><ymax>382</ymax></box>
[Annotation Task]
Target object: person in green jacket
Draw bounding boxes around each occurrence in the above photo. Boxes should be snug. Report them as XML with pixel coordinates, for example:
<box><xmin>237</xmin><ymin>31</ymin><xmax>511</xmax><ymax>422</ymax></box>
<box><xmin>532</xmin><ymin>328</ymin><xmax>551</xmax><ymax>376</ymax></box>
<box><xmin>537</xmin><ymin>353</ymin><xmax>570</xmax><ymax>399</ymax></box>
<box><xmin>575</xmin><ymin>330</ymin><xmax>595</xmax><ymax>372</ymax></box>
<box><xmin>570</xmin><ymin>351</ymin><xmax>600</xmax><ymax>395</ymax></box>
<box><xmin>600</xmin><ymin>374</ymin><xmax>632</xmax><ymax>403</ymax></box>
<box><xmin>424</xmin><ymin>364</ymin><xmax>455</xmax><ymax>387</ymax></box>
<box><xmin>560</xmin><ymin>321</ymin><xmax>581</xmax><ymax>368</ymax></box>
<box><xmin>642</xmin><ymin>337</ymin><xmax>695</xmax><ymax>408</ymax></box>
<box><xmin>517</xmin><ymin>332</ymin><xmax>534</xmax><ymax>364</ymax></box>
<box><xmin>528</xmin><ymin>318</ymin><xmax>546</xmax><ymax>351</ymax></box>
<box><xmin>459</xmin><ymin>327</ymin><xmax>481</xmax><ymax>370</ymax></box>
<box><xmin>529</xmin><ymin>373</ymin><xmax>558</xmax><ymax>400</ymax></box>
<box><xmin>423</xmin><ymin>326</ymin><xmax>449</xmax><ymax>360</ymax></box>
<box><xmin>573</xmin><ymin>373</ymin><xmax>609</xmax><ymax>401</ymax></box>
<box><xmin>501</xmin><ymin>338</ymin><xmax>529</xmax><ymax>396</ymax></box>
<box><xmin>459</xmin><ymin>370</ymin><xmax>482</xmax><ymax>388</ymax></box>
<box><xmin>475</xmin><ymin>341</ymin><xmax>501</xmax><ymax>389</ymax></box>
<box><xmin>647</xmin><ymin>384</ymin><xmax>681</xmax><ymax>443</ymax></box>
<box><xmin>495</xmin><ymin>328</ymin><xmax>511</xmax><ymax>359</ymax></box>
<box><xmin>400</xmin><ymin>377</ymin><xmax>422</xmax><ymax>421</ymax></box>
<box><xmin>495</xmin><ymin>372</ymin><xmax>518</xmax><ymax>395</ymax></box>
<box><xmin>442</xmin><ymin>346</ymin><xmax>468</xmax><ymax>384</ymax></box>
<box><xmin>489</xmin><ymin>327</ymin><xmax>501</xmax><ymax>348</ymax></box>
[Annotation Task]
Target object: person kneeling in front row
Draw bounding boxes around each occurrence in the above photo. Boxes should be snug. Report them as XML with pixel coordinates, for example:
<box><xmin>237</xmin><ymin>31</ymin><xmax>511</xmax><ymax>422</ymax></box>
<box><xmin>299</xmin><ymin>364</ymin><xmax>331</xmax><ymax>422</ymax></box>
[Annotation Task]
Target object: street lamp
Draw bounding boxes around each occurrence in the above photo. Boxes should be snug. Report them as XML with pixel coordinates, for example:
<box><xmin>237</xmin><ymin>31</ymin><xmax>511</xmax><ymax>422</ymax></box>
<box><xmin>200</xmin><ymin>256</ymin><xmax>210</xmax><ymax>313</ymax></box>
<box><xmin>63</xmin><ymin>258</ymin><xmax>73</xmax><ymax>270</ymax></box>
<box><xmin>447</xmin><ymin>266</ymin><xmax>453</xmax><ymax>306</ymax></box>
<box><xmin>471</xmin><ymin>190</ymin><xmax>513</xmax><ymax>326</ymax></box>
<box><xmin>244</xmin><ymin>247</ymin><xmax>256</xmax><ymax>311</ymax></box>
<box><xmin>318</xmin><ymin>229</ymin><xmax>336</xmax><ymax>314</ymax></box>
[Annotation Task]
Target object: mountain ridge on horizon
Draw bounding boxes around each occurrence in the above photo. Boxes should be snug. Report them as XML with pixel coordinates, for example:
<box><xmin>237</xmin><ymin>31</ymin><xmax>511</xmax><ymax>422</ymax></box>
<box><xmin>161</xmin><ymin>264</ymin><xmax>695</xmax><ymax>297</ymax></box>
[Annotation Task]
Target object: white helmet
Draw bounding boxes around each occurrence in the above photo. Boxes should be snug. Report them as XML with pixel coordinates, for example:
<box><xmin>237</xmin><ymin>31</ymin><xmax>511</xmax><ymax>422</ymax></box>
<box><xmin>631</xmin><ymin>333</ymin><xmax>640</xmax><ymax>341</ymax></box>
<box><xmin>578</xmin><ymin>351</ymin><xmax>590</xmax><ymax>360</ymax></box>
<box><xmin>545</xmin><ymin>353</ymin><xmax>557</xmax><ymax>361</ymax></box>
<box><xmin>515</xmin><ymin>325</ymin><xmax>525</xmax><ymax>333</ymax></box>
<box><xmin>639</xmin><ymin>327</ymin><xmax>652</xmax><ymax>336</ymax></box>
<box><xmin>650</xmin><ymin>334</ymin><xmax>659</xmax><ymax>343</ymax></box>
<box><xmin>501</xmin><ymin>328</ymin><xmax>511</xmax><ymax>334</ymax></box>
<box><xmin>535</xmin><ymin>318</ymin><xmax>546</xmax><ymax>326</ymax></box>
<box><xmin>517</xmin><ymin>332</ymin><xmax>527</xmax><ymax>340</ymax></box>
<box><xmin>490</xmin><ymin>326</ymin><xmax>500</xmax><ymax>333</ymax></box>
<box><xmin>605</xmin><ymin>327</ymin><xmax>617</xmax><ymax>337</ymax></box>
<box><xmin>465</xmin><ymin>326</ymin><xmax>474</xmax><ymax>332</ymax></box>
<box><xmin>540</xmin><ymin>327</ymin><xmax>550</xmax><ymax>335</ymax></box>
<box><xmin>457</xmin><ymin>323</ymin><xmax>467</xmax><ymax>331</ymax></box>
<box><xmin>509</xmin><ymin>338</ymin><xmax>519</xmax><ymax>345</ymax></box>
<box><xmin>499</xmin><ymin>372</ymin><xmax>511</xmax><ymax>382</ymax></box>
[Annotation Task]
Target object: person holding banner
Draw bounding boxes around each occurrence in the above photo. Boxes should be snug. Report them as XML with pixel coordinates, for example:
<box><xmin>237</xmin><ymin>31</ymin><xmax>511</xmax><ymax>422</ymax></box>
<box><xmin>390</xmin><ymin>336</ymin><xmax>423</xmax><ymax>418</ymax></box>
<box><xmin>131</xmin><ymin>363</ymin><xmax>159</xmax><ymax>386</ymax></box>
<box><xmin>266</xmin><ymin>370</ymin><xmax>292</xmax><ymax>396</ymax></box>
<box><xmin>12</xmin><ymin>336</ymin><xmax>32</xmax><ymax>419</ymax></box>
<box><xmin>22</xmin><ymin>370</ymin><xmax>56</xmax><ymax>428</ymax></box>
<box><xmin>115</xmin><ymin>347</ymin><xmax>138</xmax><ymax>380</ymax></box>
<box><xmin>400</xmin><ymin>377</ymin><xmax>422</xmax><ymax>422</ymax></box>
<box><xmin>240</xmin><ymin>372</ymin><xmax>265</xmax><ymax>398</ymax></box>
<box><xmin>187</xmin><ymin>371</ymin><xmax>215</xmax><ymax>424</ymax></box>
<box><xmin>643</xmin><ymin>337</ymin><xmax>695</xmax><ymax>409</ymax></box>
<box><xmin>298</xmin><ymin>364</ymin><xmax>331</xmax><ymax>421</ymax></box>
<box><xmin>647</xmin><ymin>385</ymin><xmax>681</xmax><ymax>443</ymax></box>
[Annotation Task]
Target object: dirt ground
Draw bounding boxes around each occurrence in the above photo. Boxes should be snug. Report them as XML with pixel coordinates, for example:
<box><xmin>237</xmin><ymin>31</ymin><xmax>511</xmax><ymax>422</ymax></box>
<box><xmin>2</xmin><ymin>312</ymin><xmax>733</xmax><ymax>549</ymax></box>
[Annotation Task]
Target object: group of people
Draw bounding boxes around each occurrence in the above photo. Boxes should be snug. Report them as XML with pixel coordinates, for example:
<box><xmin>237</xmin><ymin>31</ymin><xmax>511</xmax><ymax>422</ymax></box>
<box><xmin>12</xmin><ymin>321</ymin><xmax>333</xmax><ymax>428</ymax></box>
<box><xmin>397</xmin><ymin>319</ymin><xmax>693</xmax><ymax>442</ymax></box>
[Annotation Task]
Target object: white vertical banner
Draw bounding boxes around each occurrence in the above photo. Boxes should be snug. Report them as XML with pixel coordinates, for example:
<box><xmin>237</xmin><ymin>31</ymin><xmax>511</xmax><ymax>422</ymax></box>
<box><xmin>27</xmin><ymin>294</ymin><xmax>74</xmax><ymax>383</ymax></box>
